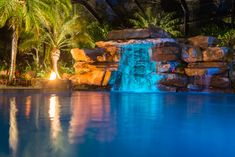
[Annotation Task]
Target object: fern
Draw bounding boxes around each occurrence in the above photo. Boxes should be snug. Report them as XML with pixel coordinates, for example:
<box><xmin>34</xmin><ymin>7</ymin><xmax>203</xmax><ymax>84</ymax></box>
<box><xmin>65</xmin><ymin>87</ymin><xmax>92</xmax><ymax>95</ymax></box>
<box><xmin>87</xmin><ymin>21</ymin><xmax>112</xmax><ymax>42</ymax></box>
<box><xmin>129</xmin><ymin>8</ymin><xmax>182</xmax><ymax>37</ymax></box>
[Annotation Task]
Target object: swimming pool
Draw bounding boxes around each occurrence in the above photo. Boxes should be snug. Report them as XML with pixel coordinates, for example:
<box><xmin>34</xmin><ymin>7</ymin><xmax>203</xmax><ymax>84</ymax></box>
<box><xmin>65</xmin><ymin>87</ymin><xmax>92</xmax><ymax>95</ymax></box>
<box><xmin>0</xmin><ymin>91</ymin><xmax>235</xmax><ymax>157</ymax></box>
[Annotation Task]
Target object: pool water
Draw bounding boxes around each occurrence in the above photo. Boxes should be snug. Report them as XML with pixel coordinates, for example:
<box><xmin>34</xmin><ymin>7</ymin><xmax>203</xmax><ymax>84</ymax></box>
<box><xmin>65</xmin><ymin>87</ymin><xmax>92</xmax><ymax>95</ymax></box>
<box><xmin>0</xmin><ymin>91</ymin><xmax>235</xmax><ymax>157</ymax></box>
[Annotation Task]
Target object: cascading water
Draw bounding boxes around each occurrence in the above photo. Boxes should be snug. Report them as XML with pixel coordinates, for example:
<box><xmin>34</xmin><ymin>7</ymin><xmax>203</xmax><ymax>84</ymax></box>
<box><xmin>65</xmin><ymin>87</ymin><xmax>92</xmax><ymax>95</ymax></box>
<box><xmin>111</xmin><ymin>43</ymin><xmax>162</xmax><ymax>92</ymax></box>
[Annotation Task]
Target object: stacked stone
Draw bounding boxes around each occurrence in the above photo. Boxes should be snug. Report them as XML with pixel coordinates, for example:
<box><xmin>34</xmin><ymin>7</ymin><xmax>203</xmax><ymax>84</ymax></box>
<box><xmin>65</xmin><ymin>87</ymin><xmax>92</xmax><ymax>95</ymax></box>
<box><xmin>148</xmin><ymin>35</ymin><xmax>234</xmax><ymax>93</ymax></box>
<box><xmin>69</xmin><ymin>47</ymin><xmax>118</xmax><ymax>87</ymax></box>
<box><xmin>69</xmin><ymin>27</ymin><xmax>169</xmax><ymax>88</ymax></box>
<box><xmin>69</xmin><ymin>28</ymin><xmax>234</xmax><ymax>92</ymax></box>
<box><xmin>181</xmin><ymin>36</ymin><xmax>233</xmax><ymax>92</ymax></box>
<box><xmin>151</xmin><ymin>41</ymin><xmax>188</xmax><ymax>92</ymax></box>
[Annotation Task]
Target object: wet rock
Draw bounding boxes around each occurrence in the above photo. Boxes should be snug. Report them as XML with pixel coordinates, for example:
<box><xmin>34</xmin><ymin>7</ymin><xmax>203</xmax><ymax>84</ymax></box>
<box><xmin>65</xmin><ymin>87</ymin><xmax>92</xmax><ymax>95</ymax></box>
<box><xmin>230</xmin><ymin>70</ymin><xmax>235</xmax><ymax>88</ymax></box>
<box><xmin>187</xmin><ymin>84</ymin><xmax>204</xmax><ymax>91</ymax></box>
<box><xmin>192</xmin><ymin>76</ymin><xmax>230</xmax><ymax>88</ymax></box>
<box><xmin>210</xmin><ymin>76</ymin><xmax>230</xmax><ymax>88</ymax></box>
<box><xmin>157</xmin><ymin>84</ymin><xmax>177</xmax><ymax>92</ymax></box>
<box><xmin>158</xmin><ymin>73</ymin><xmax>188</xmax><ymax>87</ymax></box>
<box><xmin>181</xmin><ymin>45</ymin><xmax>202</xmax><ymax>63</ymax></box>
<box><xmin>156</xmin><ymin>61</ymin><xmax>180</xmax><ymax>73</ymax></box>
<box><xmin>188</xmin><ymin>36</ymin><xmax>219</xmax><ymax>49</ymax></box>
<box><xmin>152</xmin><ymin>54</ymin><xmax>178</xmax><ymax>62</ymax></box>
<box><xmin>203</xmin><ymin>47</ymin><xmax>231</xmax><ymax>62</ymax></box>
<box><xmin>185</xmin><ymin>67</ymin><xmax>227</xmax><ymax>76</ymax></box>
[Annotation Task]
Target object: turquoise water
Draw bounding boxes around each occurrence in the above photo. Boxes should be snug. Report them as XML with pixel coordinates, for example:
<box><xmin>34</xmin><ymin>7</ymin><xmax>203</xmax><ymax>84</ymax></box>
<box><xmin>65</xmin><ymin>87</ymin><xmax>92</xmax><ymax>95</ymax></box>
<box><xmin>0</xmin><ymin>91</ymin><xmax>235</xmax><ymax>157</ymax></box>
<box><xmin>112</xmin><ymin>43</ymin><xmax>160</xmax><ymax>92</ymax></box>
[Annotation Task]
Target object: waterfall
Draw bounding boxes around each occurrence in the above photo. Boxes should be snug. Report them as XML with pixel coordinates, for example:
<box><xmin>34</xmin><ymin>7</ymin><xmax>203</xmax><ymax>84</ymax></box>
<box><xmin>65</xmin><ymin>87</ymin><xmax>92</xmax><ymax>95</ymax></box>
<box><xmin>111</xmin><ymin>43</ymin><xmax>162</xmax><ymax>92</ymax></box>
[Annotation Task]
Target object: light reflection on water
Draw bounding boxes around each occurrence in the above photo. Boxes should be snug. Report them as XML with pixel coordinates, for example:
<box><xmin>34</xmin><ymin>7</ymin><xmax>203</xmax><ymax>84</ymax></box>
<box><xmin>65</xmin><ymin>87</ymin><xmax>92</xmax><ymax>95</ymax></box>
<box><xmin>49</xmin><ymin>95</ymin><xmax>62</xmax><ymax>148</ymax></box>
<box><xmin>0</xmin><ymin>92</ymin><xmax>235</xmax><ymax>157</ymax></box>
<box><xmin>9</xmin><ymin>97</ymin><xmax>18</xmax><ymax>157</ymax></box>
<box><xmin>25</xmin><ymin>96</ymin><xmax>31</xmax><ymax>119</ymax></box>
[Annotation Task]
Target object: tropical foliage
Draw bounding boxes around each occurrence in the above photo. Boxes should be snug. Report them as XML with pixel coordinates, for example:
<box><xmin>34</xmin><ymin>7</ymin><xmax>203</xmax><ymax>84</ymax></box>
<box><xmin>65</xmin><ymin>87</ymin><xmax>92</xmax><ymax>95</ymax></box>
<box><xmin>200</xmin><ymin>24</ymin><xmax>235</xmax><ymax>47</ymax></box>
<box><xmin>0</xmin><ymin>0</ymin><xmax>49</xmax><ymax>81</ymax></box>
<box><xmin>87</xmin><ymin>22</ymin><xmax>112</xmax><ymax>42</ymax></box>
<box><xmin>0</xmin><ymin>0</ymin><xmax>95</xmax><ymax>82</ymax></box>
<box><xmin>129</xmin><ymin>8</ymin><xmax>182</xmax><ymax>37</ymax></box>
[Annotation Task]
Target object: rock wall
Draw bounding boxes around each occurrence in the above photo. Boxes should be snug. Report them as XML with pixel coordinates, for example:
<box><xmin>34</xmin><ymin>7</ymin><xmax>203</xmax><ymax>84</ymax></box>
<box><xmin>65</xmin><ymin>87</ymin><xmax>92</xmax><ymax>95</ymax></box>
<box><xmin>69</xmin><ymin>28</ymin><xmax>235</xmax><ymax>93</ymax></box>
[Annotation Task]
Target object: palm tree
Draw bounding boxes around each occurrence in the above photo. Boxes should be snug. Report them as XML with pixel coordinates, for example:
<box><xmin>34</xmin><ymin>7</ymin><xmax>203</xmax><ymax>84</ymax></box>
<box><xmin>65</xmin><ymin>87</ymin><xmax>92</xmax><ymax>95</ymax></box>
<box><xmin>0</xmin><ymin>0</ymin><xmax>49</xmax><ymax>81</ymax></box>
<box><xmin>130</xmin><ymin>8</ymin><xmax>182</xmax><ymax>37</ymax></box>
<box><xmin>18</xmin><ymin>31</ymin><xmax>43</xmax><ymax>69</ymax></box>
<box><xmin>40</xmin><ymin>0</ymin><xmax>93</xmax><ymax>79</ymax></box>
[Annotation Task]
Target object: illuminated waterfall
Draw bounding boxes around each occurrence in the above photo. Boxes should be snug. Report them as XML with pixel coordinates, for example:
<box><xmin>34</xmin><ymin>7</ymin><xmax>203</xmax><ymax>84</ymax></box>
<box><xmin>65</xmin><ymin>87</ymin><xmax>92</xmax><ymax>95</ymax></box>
<box><xmin>111</xmin><ymin>43</ymin><xmax>162</xmax><ymax>92</ymax></box>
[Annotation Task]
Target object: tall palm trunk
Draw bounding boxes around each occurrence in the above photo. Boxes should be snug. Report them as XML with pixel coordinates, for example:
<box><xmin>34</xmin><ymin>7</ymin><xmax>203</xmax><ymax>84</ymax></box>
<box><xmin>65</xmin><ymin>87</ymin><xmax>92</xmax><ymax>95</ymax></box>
<box><xmin>9</xmin><ymin>25</ymin><xmax>19</xmax><ymax>82</ymax></box>
<box><xmin>51</xmin><ymin>48</ymin><xmax>61</xmax><ymax>79</ymax></box>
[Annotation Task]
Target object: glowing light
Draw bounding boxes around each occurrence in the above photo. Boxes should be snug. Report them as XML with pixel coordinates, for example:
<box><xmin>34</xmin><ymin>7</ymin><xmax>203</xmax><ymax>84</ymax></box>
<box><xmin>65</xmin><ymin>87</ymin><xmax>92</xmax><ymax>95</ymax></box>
<box><xmin>49</xmin><ymin>72</ymin><xmax>57</xmax><ymax>80</ymax></box>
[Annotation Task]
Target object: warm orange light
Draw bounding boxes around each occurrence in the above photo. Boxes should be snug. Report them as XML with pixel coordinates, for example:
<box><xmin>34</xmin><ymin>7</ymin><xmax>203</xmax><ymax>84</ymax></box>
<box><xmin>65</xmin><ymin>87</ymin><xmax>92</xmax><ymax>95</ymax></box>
<box><xmin>49</xmin><ymin>72</ymin><xmax>57</xmax><ymax>80</ymax></box>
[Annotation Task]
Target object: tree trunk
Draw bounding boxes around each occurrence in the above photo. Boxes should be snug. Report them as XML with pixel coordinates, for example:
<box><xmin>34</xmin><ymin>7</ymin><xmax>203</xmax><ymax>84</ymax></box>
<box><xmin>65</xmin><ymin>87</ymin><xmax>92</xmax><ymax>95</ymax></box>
<box><xmin>51</xmin><ymin>48</ymin><xmax>61</xmax><ymax>79</ymax></box>
<box><xmin>33</xmin><ymin>47</ymin><xmax>40</xmax><ymax>69</ymax></box>
<box><xmin>9</xmin><ymin>25</ymin><xmax>19</xmax><ymax>82</ymax></box>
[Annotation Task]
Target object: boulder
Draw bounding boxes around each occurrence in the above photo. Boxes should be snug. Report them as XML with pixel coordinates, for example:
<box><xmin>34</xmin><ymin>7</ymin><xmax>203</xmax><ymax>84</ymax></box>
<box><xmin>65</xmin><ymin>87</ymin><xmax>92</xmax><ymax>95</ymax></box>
<box><xmin>185</xmin><ymin>67</ymin><xmax>227</xmax><ymax>76</ymax></box>
<box><xmin>210</xmin><ymin>76</ymin><xmax>230</xmax><ymax>88</ymax></box>
<box><xmin>181</xmin><ymin>45</ymin><xmax>202</xmax><ymax>63</ymax></box>
<box><xmin>82</xmin><ymin>48</ymin><xmax>105</xmax><ymax>61</ymax></box>
<box><xmin>95</xmin><ymin>41</ymin><xmax>120</xmax><ymax>62</ymax></box>
<box><xmin>108</xmin><ymin>29</ymin><xmax>151</xmax><ymax>40</ymax></box>
<box><xmin>70</xmin><ymin>70</ymin><xmax>111</xmax><ymax>86</ymax></box>
<box><xmin>187</xmin><ymin>62</ymin><xmax>228</xmax><ymax>68</ymax></box>
<box><xmin>158</xmin><ymin>73</ymin><xmax>188</xmax><ymax>87</ymax></box>
<box><xmin>107</xmin><ymin>27</ymin><xmax>170</xmax><ymax>40</ymax></box>
<box><xmin>192</xmin><ymin>76</ymin><xmax>230</xmax><ymax>88</ymax></box>
<box><xmin>187</xmin><ymin>84</ymin><xmax>204</xmax><ymax>91</ymax></box>
<box><xmin>157</xmin><ymin>84</ymin><xmax>177</xmax><ymax>92</ymax></box>
<box><xmin>96</xmin><ymin>41</ymin><xmax>116</xmax><ymax>48</ymax></box>
<box><xmin>174</xmin><ymin>67</ymin><xmax>186</xmax><ymax>75</ymax></box>
<box><xmin>152</xmin><ymin>54</ymin><xmax>178</xmax><ymax>62</ymax></box>
<box><xmin>71</xmin><ymin>48</ymin><xmax>93</xmax><ymax>62</ymax></box>
<box><xmin>148</xmin><ymin>26</ymin><xmax>171</xmax><ymax>38</ymax></box>
<box><xmin>203</xmin><ymin>47</ymin><xmax>231</xmax><ymax>62</ymax></box>
<box><xmin>153</xmin><ymin>42</ymin><xmax>180</xmax><ymax>55</ymax></box>
<box><xmin>156</xmin><ymin>61</ymin><xmax>179</xmax><ymax>73</ymax></box>
<box><xmin>188</xmin><ymin>36</ymin><xmax>219</xmax><ymax>49</ymax></box>
<box><xmin>74</xmin><ymin>62</ymin><xmax>97</xmax><ymax>74</ymax></box>
<box><xmin>231</xmin><ymin>70</ymin><xmax>235</xmax><ymax>88</ymax></box>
